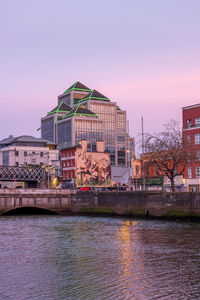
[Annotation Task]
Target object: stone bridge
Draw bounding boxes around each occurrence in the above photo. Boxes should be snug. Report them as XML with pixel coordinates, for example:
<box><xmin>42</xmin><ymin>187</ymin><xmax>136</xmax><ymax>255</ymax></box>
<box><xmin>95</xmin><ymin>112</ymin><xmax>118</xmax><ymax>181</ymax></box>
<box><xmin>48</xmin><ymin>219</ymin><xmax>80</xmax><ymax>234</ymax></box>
<box><xmin>1</xmin><ymin>189</ymin><xmax>200</xmax><ymax>218</ymax></box>
<box><xmin>0</xmin><ymin>189</ymin><xmax>76</xmax><ymax>215</ymax></box>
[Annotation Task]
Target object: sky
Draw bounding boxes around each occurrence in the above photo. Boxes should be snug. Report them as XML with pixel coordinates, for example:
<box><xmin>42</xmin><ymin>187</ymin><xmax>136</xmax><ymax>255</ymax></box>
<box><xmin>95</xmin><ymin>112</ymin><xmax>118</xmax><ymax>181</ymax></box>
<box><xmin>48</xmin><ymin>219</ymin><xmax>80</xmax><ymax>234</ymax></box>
<box><xmin>1</xmin><ymin>0</ymin><xmax>200</xmax><ymax>147</ymax></box>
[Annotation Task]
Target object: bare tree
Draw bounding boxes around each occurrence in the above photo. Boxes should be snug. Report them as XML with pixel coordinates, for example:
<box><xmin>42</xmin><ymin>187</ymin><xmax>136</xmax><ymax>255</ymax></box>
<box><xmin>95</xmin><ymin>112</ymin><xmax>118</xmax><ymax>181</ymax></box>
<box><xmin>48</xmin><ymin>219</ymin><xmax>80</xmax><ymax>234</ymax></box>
<box><xmin>144</xmin><ymin>120</ymin><xmax>189</xmax><ymax>192</ymax></box>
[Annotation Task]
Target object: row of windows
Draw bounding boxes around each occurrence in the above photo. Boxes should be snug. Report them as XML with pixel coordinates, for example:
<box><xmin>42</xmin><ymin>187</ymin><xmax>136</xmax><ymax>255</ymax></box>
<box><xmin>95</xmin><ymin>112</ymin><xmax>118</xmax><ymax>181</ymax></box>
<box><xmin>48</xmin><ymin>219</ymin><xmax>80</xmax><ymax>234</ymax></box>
<box><xmin>63</xmin><ymin>170</ymin><xmax>75</xmax><ymax>180</ymax></box>
<box><xmin>186</xmin><ymin>133</ymin><xmax>200</xmax><ymax>145</ymax></box>
<box><xmin>75</xmin><ymin>120</ymin><xmax>103</xmax><ymax>131</ymax></box>
<box><xmin>62</xmin><ymin>150</ymin><xmax>75</xmax><ymax>157</ymax></box>
<box><xmin>62</xmin><ymin>159</ymin><xmax>75</xmax><ymax>167</ymax></box>
<box><xmin>15</xmin><ymin>162</ymin><xmax>44</xmax><ymax>167</ymax></box>
<box><xmin>188</xmin><ymin>166</ymin><xmax>200</xmax><ymax>178</ymax></box>
<box><xmin>187</xmin><ymin>117</ymin><xmax>200</xmax><ymax>127</ymax></box>
<box><xmin>75</xmin><ymin>131</ymin><xmax>103</xmax><ymax>143</ymax></box>
<box><xmin>90</xmin><ymin>103</ymin><xmax>115</xmax><ymax>115</ymax></box>
<box><xmin>15</xmin><ymin>151</ymin><xmax>44</xmax><ymax>157</ymax></box>
<box><xmin>117</xmin><ymin>113</ymin><xmax>126</xmax><ymax>122</ymax></box>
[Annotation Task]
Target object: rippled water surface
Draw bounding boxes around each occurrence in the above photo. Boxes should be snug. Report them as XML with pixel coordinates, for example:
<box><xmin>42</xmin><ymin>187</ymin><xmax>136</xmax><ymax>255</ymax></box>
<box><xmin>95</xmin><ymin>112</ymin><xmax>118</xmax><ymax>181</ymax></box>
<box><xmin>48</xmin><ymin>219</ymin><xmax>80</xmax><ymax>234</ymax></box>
<box><xmin>0</xmin><ymin>216</ymin><xmax>200</xmax><ymax>300</ymax></box>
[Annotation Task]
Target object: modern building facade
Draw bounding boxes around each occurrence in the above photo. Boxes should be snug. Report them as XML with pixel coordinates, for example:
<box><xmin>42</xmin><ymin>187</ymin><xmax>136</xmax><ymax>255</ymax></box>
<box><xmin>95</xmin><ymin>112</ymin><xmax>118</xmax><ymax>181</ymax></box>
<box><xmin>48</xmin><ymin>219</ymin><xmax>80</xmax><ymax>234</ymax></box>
<box><xmin>41</xmin><ymin>81</ymin><xmax>129</xmax><ymax>168</ymax></box>
<box><xmin>61</xmin><ymin>139</ymin><xmax>110</xmax><ymax>187</ymax></box>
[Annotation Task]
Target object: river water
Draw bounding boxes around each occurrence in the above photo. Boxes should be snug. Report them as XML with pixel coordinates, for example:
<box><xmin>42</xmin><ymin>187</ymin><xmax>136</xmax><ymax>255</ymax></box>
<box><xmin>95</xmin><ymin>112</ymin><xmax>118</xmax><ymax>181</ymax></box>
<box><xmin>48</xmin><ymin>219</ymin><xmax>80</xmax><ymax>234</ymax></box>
<box><xmin>0</xmin><ymin>216</ymin><xmax>200</xmax><ymax>300</ymax></box>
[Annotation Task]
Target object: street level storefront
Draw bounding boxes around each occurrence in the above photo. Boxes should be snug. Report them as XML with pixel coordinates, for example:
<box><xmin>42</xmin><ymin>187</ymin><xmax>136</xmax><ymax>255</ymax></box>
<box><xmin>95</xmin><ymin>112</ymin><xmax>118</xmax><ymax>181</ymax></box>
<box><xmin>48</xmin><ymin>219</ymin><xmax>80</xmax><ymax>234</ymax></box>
<box><xmin>139</xmin><ymin>177</ymin><xmax>163</xmax><ymax>191</ymax></box>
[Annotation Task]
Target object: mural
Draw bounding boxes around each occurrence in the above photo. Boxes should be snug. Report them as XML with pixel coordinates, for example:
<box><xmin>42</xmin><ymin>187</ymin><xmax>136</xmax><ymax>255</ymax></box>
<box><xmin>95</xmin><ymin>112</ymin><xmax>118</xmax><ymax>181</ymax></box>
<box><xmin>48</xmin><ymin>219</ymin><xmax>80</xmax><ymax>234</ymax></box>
<box><xmin>76</xmin><ymin>148</ymin><xmax>111</xmax><ymax>186</ymax></box>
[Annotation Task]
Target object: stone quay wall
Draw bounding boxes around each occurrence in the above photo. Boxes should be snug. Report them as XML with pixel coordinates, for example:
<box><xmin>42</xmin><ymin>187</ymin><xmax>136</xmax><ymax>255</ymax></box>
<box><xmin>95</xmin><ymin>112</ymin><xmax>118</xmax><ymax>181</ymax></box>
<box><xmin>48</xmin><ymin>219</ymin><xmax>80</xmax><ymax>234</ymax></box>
<box><xmin>1</xmin><ymin>189</ymin><xmax>200</xmax><ymax>218</ymax></box>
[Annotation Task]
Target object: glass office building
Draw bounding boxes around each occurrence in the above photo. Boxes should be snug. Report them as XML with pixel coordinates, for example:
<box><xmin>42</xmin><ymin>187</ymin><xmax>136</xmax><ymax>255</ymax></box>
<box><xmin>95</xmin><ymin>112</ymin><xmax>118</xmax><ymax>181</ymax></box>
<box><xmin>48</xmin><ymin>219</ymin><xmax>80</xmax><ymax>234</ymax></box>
<box><xmin>41</xmin><ymin>81</ymin><xmax>129</xmax><ymax>167</ymax></box>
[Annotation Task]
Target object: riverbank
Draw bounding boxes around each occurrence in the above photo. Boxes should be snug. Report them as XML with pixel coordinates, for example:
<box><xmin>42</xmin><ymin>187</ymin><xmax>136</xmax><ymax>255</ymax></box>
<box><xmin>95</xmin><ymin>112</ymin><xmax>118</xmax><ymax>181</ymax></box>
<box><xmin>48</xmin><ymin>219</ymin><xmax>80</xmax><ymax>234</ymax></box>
<box><xmin>1</xmin><ymin>189</ymin><xmax>200</xmax><ymax>219</ymax></box>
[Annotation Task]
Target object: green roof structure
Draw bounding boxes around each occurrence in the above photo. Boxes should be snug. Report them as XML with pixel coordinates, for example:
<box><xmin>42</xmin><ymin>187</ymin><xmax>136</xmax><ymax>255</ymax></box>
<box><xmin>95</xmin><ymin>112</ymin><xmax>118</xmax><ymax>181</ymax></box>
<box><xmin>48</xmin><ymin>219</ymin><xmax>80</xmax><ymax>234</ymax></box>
<box><xmin>78</xmin><ymin>89</ymin><xmax>110</xmax><ymax>103</ymax></box>
<box><xmin>62</xmin><ymin>104</ymin><xmax>98</xmax><ymax>119</ymax></box>
<box><xmin>63</xmin><ymin>81</ymin><xmax>91</xmax><ymax>94</ymax></box>
<box><xmin>47</xmin><ymin>102</ymin><xmax>72</xmax><ymax>116</ymax></box>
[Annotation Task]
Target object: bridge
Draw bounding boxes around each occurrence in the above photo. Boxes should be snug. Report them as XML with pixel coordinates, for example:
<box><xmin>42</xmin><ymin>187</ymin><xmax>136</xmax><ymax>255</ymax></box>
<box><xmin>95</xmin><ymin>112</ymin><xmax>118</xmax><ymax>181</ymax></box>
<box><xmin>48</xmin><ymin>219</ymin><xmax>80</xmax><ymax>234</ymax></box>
<box><xmin>0</xmin><ymin>189</ymin><xmax>200</xmax><ymax>218</ymax></box>
<box><xmin>0</xmin><ymin>165</ymin><xmax>45</xmax><ymax>187</ymax></box>
<box><xmin>0</xmin><ymin>189</ymin><xmax>76</xmax><ymax>215</ymax></box>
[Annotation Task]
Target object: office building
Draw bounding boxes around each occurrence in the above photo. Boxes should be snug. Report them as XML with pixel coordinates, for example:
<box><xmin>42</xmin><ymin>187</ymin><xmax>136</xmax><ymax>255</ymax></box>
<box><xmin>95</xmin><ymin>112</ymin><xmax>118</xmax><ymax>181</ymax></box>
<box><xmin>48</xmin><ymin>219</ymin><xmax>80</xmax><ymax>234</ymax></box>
<box><xmin>41</xmin><ymin>81</ymin><xmax>128</xmax><ymax>167</ymax></box>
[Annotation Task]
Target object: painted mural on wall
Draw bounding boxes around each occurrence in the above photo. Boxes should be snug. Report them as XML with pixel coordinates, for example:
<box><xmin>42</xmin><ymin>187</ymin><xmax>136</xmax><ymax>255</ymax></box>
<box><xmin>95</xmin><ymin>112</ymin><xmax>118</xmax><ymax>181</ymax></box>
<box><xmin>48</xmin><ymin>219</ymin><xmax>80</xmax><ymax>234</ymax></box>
<box><xmin>76</xmin><ymin>148</ymin><xmax>111</xmax><ymax>186</ymax></box>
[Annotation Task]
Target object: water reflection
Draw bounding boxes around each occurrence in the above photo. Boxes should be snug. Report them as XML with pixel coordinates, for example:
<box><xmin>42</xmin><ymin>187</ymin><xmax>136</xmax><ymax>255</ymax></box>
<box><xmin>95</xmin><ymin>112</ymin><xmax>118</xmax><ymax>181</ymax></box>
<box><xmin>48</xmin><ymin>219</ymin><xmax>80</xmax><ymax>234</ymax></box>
<box><xmin>0</xmin><ymin>216</ymin><xmax>200</xmax><ymax>300</ymax></box>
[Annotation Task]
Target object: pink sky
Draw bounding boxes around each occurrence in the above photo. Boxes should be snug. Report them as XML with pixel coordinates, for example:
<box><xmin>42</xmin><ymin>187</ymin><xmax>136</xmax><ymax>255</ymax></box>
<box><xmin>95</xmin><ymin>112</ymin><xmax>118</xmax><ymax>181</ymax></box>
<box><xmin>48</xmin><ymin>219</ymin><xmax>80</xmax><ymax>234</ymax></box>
<box><xmin>0</xmin><ymin>0</ymin><xmax>200</xmax><ymax>147</ymax></box>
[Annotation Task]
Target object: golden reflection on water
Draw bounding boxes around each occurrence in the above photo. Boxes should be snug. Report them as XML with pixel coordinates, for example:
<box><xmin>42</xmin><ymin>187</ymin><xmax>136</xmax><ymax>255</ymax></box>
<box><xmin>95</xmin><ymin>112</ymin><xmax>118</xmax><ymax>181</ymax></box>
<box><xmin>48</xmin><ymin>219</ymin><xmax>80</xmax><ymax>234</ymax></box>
<box><xmin>117</xmin><ymin>221</ymin><xmax>137</xmax><ymax>276</ymax></box>
<box><xmin>117</xmin><ymin>220</ymin><xmax>147</xmax><ymax>299</ymax></box>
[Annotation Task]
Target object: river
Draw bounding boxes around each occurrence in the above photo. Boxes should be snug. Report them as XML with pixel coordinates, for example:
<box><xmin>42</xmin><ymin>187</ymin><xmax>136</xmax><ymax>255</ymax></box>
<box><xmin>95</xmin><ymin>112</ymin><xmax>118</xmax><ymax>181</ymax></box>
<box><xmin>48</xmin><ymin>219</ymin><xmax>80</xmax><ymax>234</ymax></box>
<box><xmin>0</xmin><ymin>216</ymin><xmax>200</xmax><ymax>300</ymax></box>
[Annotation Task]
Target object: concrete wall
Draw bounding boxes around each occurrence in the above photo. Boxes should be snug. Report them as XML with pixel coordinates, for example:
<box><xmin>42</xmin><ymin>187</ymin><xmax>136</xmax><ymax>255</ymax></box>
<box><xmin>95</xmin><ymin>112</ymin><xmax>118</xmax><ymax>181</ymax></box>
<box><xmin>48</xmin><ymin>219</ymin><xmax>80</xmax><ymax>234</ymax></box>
<box><xmin>1</xmin><ymin>189</ymin><xmax>200</xmax><ymax>218</ymax></box>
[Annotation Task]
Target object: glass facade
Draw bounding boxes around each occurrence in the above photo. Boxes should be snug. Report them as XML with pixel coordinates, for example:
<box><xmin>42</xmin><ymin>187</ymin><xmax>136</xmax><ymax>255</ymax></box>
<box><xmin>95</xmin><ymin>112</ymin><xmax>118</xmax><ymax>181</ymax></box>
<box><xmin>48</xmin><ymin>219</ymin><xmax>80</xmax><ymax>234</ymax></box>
<box><xmin>57</xmin><ymin>119</ymin><xmax>72</xmax><ymax>147</ymax></box>
<box><xmin>75</xmin><ymin>119</ymin><xmax>103</xmax><ymax>145</ymax></box>
<box><xmin>41</xmin><ymin>117</ymin><xmax>54</xmax><ymax>142</ymax></box>
<box><xmin>117</xmin><ymin>112</ymin><xmax>126</xmax><ymax>166</ymax></box>
<box><xmin>90</xmin><ymin>103</ymin><xmax>117</xmax><ymax>164</ymax></box>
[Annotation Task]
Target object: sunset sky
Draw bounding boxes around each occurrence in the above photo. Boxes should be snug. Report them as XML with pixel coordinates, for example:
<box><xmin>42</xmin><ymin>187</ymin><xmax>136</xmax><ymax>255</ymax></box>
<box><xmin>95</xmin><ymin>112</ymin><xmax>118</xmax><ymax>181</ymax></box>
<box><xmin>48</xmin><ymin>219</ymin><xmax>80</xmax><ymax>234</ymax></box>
<box><xmin>1</xmin><ymin>0</ymin><xmax>200</xmax><ymax>147</ymax></box>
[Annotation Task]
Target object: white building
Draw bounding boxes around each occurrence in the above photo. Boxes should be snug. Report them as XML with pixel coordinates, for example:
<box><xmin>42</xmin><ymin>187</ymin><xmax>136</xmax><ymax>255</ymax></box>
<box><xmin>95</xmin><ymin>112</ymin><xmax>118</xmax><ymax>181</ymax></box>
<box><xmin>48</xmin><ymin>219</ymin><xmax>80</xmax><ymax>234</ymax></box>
<box><xmin>0</xmin><ymin>135</ymin><xmax>60</xmax><ymax>175</ymax></box>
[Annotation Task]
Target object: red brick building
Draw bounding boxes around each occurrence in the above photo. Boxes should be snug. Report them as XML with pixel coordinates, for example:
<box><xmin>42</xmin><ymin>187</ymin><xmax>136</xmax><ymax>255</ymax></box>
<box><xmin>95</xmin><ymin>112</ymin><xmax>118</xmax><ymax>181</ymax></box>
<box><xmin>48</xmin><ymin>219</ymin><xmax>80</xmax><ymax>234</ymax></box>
<box><xmin>182</xmin><ymin>104</ymin><xmax>200</xmax><ymax>191</ymax></box>
<box><xmin>61</xmin><ymin>140</ymin><xmax>111</xmax><ymax>186</ymax></box>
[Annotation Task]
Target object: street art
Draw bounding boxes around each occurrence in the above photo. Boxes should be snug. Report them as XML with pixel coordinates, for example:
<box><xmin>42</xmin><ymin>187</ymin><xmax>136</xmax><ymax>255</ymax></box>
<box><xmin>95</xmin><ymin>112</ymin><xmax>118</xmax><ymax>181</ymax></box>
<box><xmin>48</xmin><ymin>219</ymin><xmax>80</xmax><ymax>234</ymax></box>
<box><xmin>76</xmin><ymin>148</ymin><xmax>110</xmax><ymax>185</ymax></box>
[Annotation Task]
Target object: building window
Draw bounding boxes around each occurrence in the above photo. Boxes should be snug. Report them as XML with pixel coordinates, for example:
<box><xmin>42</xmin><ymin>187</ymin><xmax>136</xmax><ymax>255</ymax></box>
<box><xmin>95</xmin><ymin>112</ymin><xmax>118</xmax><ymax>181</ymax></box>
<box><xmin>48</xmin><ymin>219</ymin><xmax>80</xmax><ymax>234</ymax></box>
<box><xmin>188</xmin><ymin>167</ymin><xmax>192</xmax><ymax>179</ymax></box>
<box><xmin>187</xmin><ymin>119</ymin><xmax>191</xmax><ymax>128</ymax></box>
<box><xmin>196</xmin><ymin>150</ymin><xmax>200</xmax><ymax>161</ymax></box>
<box><xmin>15</xmin><ymin>150</ymin><xmax>19</xmax><ymax>156</ymax></box>
<box><xmin>196</xmin><ymin>167</ymin><xmax>200</xmax><ymax>178</ymax></box>
<box><xmin>24</xmin><ymin>151</ymin><xmax>27</xmax><ymax>156</ymax></box>
<box><xmin>187</xmin><ymin>152</ymin><xmax>191</xmax><ymax>162</ymax></box>
<box><xmin>187</xmin><ymin>135</ymin><xmax>191</xmax><ymax>144</ymax></box>
<box><xmin>40</xmin><ymin>162</ymin><xmax>43</xmax><ymax>166</ymax></box>
<box><xmin>195</xmin><ymin>133</ymin><xmax>200</xmax><ymax>145</ymax></box>
<box><xmin>195</xmin><ymin>117</ymin><xmax>200</xmax><ymax>126</ymax></box>
<box><xmin>40</xmin><ymin>152</ymin><xmax>43</xmax><ymax>157</ymax></box>
<box><xmin>15</xmin><ymin>162</ymin><xmax>19</xmax><ymax>167</ymax></box>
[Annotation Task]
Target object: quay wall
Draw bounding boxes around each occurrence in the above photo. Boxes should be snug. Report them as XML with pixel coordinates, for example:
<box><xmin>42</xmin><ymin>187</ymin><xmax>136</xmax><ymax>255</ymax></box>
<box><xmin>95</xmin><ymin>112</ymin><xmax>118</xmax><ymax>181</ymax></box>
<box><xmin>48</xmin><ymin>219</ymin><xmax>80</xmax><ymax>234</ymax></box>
<box><xmin>1</xmin><ymin>189</ymin><xmax>200</xmax><ymax>218</ymax></box>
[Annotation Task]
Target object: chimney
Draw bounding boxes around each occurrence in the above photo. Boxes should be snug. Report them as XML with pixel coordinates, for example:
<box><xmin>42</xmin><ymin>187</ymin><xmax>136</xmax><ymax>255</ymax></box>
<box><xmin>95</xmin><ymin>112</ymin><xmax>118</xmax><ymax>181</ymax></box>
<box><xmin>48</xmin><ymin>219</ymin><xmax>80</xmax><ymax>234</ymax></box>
<box><xmin>96</xmin><ymin>140</ymin><xmax>104</xmax><ymax>153</ymax></box>
<box><xmin>81</xmin><ymin>139</ymin><xmax>87</xmax><ymax>151</ymax></box>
